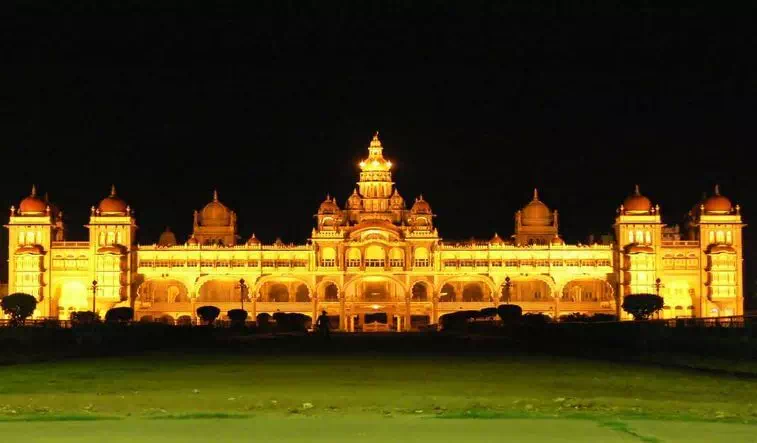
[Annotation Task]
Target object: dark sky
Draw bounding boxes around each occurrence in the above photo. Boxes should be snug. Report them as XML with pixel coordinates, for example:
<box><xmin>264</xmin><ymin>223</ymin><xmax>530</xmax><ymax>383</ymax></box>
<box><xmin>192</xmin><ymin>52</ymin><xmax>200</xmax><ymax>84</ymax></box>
<box><xmin>1</xmin><ymin>3</ymin><xmax>755</xmax><ymax>293</ymax></box>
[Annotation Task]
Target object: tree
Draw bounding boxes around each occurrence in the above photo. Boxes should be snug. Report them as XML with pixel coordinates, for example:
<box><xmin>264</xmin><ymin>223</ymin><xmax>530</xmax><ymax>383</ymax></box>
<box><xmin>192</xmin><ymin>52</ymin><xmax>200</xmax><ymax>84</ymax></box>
<box><xmin>105</xmin><ymin>307</ymin><xmax>134</xmax><ymax>323</ymax></box>
<box><xmin>196</xmin><ymin>306</ymin><xmax>221</xmax><ymax>325</ymax></box>
<box><xmin>622</xmin><ymin>294</ymin><xmax>664</xmax><ymax>320</ymax></box>
<box><xmin>0</xmin><ymin>293</ymin><xmax>37</xmax><ymax>325</ymax></box>
<box><xmin>496</xmin><ymin>304</ymin><xmax>522</xmax><ymax>323</ymax></box>
<box><xmin>227</xmin><ymin>309</ymin><xmax>248</xmax><ymax>326</ymax></box>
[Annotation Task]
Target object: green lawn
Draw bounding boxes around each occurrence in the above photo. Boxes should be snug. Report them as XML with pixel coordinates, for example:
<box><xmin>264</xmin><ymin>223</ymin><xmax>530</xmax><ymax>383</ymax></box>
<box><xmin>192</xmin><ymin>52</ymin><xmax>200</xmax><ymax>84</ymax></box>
<box><xmin>1</xmin><ymin>347</ymin><xmax>756</xmax><ymax>441</ymax></box>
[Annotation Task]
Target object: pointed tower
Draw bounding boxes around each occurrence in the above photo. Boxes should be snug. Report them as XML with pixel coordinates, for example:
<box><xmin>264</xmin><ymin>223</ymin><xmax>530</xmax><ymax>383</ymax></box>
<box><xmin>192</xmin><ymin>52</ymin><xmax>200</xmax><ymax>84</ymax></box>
<box><xmin>357</xmin><ymin>132</ymin><xmax>395</xmax><ymax>217</ymax></box>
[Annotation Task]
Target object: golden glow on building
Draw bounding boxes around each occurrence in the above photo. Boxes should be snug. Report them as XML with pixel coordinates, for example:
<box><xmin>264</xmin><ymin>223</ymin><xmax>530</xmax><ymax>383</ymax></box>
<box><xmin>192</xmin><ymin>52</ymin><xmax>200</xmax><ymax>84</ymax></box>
<box><xmin>3</xmin><ymin>134</ymin><xmax>746</xmax><ymax>329</ymax></box>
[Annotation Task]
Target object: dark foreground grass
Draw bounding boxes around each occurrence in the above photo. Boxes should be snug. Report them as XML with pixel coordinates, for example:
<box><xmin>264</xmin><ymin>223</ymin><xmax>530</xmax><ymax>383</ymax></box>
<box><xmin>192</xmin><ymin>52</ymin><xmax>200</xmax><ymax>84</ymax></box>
<box><xmin>0</xmin><ymin>345</ymin><xmax>756</xmax><ymax>441</ymax></box>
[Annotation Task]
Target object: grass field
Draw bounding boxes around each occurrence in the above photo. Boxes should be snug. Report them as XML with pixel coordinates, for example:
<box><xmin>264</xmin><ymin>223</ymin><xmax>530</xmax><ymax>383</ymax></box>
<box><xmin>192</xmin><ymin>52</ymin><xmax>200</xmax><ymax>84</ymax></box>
<box><xmin>1</xmin><ymin>341</ymin><xmax>756</xmax><ymax>441</ymax></box>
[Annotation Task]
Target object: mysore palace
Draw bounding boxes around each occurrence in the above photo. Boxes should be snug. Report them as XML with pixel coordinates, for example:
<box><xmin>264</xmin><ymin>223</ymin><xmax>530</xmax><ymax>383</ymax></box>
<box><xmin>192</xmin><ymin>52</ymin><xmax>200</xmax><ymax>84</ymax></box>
<box><xmin>4</xmin><ymin>134</ymin><xmax>746</xmax><ymax>331</ymax></box>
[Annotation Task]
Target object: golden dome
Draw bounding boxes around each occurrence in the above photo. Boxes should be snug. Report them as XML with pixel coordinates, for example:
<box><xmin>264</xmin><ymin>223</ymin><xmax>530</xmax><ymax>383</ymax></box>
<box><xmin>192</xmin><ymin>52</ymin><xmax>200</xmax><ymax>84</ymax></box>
<box><xmin>389</xmin><ymin>188</ymin><xmax>405</xmax><ymax>209</ymax></box>
<box><xmin>622</xmin><ymin>185</ymin><xmax>652</xmax><ymax>214</ymax></box>
<box><xmin>318</xmin><ymin>194</ymin><xmax>340</xmax><ymax>214</ymax></box>
<box><xmin>158</xmin><ymin>227</ymin><xmax>177</xmax><ymax>246</ymax></box>
<box><xmin>702</xmin><ymin>185</ymin><xmax>732</xmax><ymax>214</ymax></box>
<box><xmin>199</xmin><ymin>190</ymin><xmax>231</xmax><ymax>226</ymax></box>
<box><xmin>551</xmin><ymin>234</ymin><xmax>565</xmax><ymax>245</ymax></box>
<box><xmin>490</xmin><ymin>232</ymin><xmax>506</xmax><ymax>245</ymax></box>
<box><xmin>359</xmin><ymin>132</ymin><xmax>393</xmax><ymax>172</ymax></box>
<box><xmin>18</xmin><ymin>185</ymin><xmax>47</xmax><ymax>214</ymax></box>
<box><xmin>345</xmin><ymin>189</ymin><xmax>362</xmax><ymax>209</ymax></box>
<box><xmin>98</xmin><ymin>185</ymin><xmax>128</xmax><ymax>215</ymax></box>
<box><xmin>411</xmin><ymin>195</ymin><xmax>432</xmax><ymax>214</ymax></box>
<box><xmin>521</xmin><ymin>189</ymin><xmax>551</xmax><ymax>226</ymax></box>
<box><xmin>246</xmin><ymin>233</ymin><xmax>261</xmax><ymax>246</ymax></box>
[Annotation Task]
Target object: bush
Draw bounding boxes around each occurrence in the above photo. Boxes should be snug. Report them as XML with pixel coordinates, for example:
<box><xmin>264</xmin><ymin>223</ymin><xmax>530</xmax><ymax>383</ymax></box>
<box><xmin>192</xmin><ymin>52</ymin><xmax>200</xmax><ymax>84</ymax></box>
<box><xmin>497</xmin><ymin>304</ymin><xmax>522</xmax><ymax>323</ymax></box>
<box><xmin>622</xmin><ymin>294</ymin><xmax>664</xmax><ymax>320</ymax></box>
<box><xmin>521</xmin><ymin>313</ymin><xmax>552</xmax><ymax>325</ymax></box>
<box><xmin>71</xmin><ymin>311</ymin><xmax>100</xmax><ymax>325</ymax></box>
<box><xmin>589</xmin><ymin>313</ymin><xmax>618</xmax><ymax>322</ymax></box>
<box><xmin>227</xmin><ymin>309</ymin><xmax>248</xmax><ymax>326</ymax></box>
<box><xmin>272</xmin><ymin>312</ymin><xmax>309</xmax><ymax>332</ymax></box>
<box><xmin>196</xmin><ymin>306</ymin><xmax>221</xmax><ymax>325</ymax></box>
<box><xmin>559</xmin><ymin>312</ymin><xmax>590</xmax><ymax>322</ymax></box>
<box><xmin>479</xmin><ymin>307</ymin><xmax>498</xmax><ymax>319</ymax></box>
<box><xmin>0</xmin><ymin>293</ymin><xmax>37</xmax><ymax>325</ymax></box>
<box><xmin>439</xmin><ymin>310</ymin><xmax>479</xmax><ymax>331</ymax></box>
<box><xmin>256</xmin><ymin>313</ymin><xmax>272</xmax><ymax>332</ymax></box>
<box><xmin>105</xmin><ymin>307</ymin><xmax>134</xmax><ymax>323</ymax></box>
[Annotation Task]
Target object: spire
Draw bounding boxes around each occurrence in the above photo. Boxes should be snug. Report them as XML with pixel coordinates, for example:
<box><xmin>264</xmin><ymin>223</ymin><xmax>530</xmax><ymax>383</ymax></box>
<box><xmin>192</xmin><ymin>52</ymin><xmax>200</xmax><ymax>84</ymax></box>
<box><xmin>31</xmin><ymin>184</ymin><xmax>37</xmax><ymax>197</ymax></box>
<box><xmin>110</xmin><ymin>184</ymin><xmax>116</xmax><ymax>196</ymax></box>
<box><xmin>213</xmin><ymin>189</ymin><xmax>219</xmax><ymax>201</ymax></box>
<box><xmin>714</xmin><ymin>184</ymin><xmax>720</xmax><ymax>195</ymax></box>
<box><xmin>44</xmin><ymin>192</ymin><xmax>50</xmax><ymax>202</ymax></box>
<box><xmin>634</xmin><ymin>184</ymin><xmax>640</xmax><ymax>196</ymax></box>
<box><xmin>533</xmin><ymin>188</ymin><xmax>539</xmax><ymax>201</ymax></box>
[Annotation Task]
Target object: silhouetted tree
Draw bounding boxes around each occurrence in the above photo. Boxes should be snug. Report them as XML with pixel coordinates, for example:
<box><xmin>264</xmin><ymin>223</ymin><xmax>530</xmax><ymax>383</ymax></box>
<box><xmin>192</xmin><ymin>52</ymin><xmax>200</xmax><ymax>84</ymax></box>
<box><xmin>622</xmin><ymin>294</ymin><xmax>664</xmax><ymax>320</ymax></box>
<box><xmin>105</xmin><ymin>307</ymin><xmax>134</xmax><ymax>323</ymax></box>
<box><xmin>196</xmin><ymin>305</ymin><xmax>221</xmax><ymax>325</ymax></box>
<box><xmin>0</xmin><ymin>293</ymin><xmax>37</xmax><ymax>325</ymax></box>
<box><xmin>71</xmin><ymin>311</ymin><xmax>100</xmax><ymax>325</ymax></box>
<box><xmin>496</xmin><ymin>304</ymin><xmax>522</xmax><ymax>323</ymax></box>
<box><xmin>227</xmin><ymin>309</ymin><xmax>248</xmax><ymax>326</ymax></box>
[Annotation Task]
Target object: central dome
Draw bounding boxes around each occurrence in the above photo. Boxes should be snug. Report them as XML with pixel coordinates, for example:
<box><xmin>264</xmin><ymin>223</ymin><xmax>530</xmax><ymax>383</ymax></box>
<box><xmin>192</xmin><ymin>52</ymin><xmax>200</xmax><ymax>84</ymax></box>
<box><xmin>702</xmin><ymin>185</ymin><xmax>732</xmax><ymax>214</ymax></box>
<box><xmin>521</xmin><ymin>189</ymin><xmax>551</xmax><ymax>226</ymax></box>
<box><xmin>98</xmin><ymin>185</ymin><xmax>128</xmax><ymax>215</ymax></box>
<box><xmin>622</xmin><ymin>185</ymin><xmax>652</xmax><ymax>214</ymax></box>
<box><xmin>18</xmin><ymin>185</ymin><xmax>47</xmax><ymax>214</ymax></box>
<box><xmin>200</xmin><ymin>191</ymin><xmax>231</xmax><ymax>226</ymax></box>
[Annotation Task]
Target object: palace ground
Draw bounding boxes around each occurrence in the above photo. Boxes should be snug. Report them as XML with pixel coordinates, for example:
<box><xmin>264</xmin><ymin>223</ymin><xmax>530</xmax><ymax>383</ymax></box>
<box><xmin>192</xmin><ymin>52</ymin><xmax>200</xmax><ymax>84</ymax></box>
<box><xmin>1</xmin><ymin>344</ymin><xmax>756</xmax><ymax>442</ymax></box>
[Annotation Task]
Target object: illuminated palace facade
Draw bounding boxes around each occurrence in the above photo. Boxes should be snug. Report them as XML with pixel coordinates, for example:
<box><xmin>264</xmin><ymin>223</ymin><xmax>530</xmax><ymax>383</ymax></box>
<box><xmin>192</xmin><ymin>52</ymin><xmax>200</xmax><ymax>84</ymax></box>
<box><xmin>4</xmin><ymin>134</ymin><xmax>746</xmax><ymax>330</ymax></box>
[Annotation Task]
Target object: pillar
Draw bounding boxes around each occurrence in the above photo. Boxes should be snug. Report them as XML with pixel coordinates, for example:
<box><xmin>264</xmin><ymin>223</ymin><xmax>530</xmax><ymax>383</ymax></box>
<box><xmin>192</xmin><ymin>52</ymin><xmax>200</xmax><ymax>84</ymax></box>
<box><xmin>339</xmin><ymin>296</ymin><xmax>346</xmax><ymax>331</ymax></box>
<box><xmin>404</xmin><ymin>294</ymin><xmax>411</xmax><ymax>331</ymax></box>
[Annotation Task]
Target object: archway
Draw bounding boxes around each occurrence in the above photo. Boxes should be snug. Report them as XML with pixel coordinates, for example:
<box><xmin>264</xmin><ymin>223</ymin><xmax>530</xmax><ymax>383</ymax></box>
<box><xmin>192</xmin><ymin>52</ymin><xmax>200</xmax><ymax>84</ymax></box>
<box><xmin>294</xmin><ymin>284</ymin><xmax>311</xmax><ymax>302</ymax></box>
<box><xmin>507</xmin><ymin>279</ymin><xmax>553</xmax><ymax>302</ymax></box>
<box><xmin>365</xmin><ymin>245</ymin><xmax>386</xmax><ymax>268</ymax></box>
<box><xmin>197</xmin><ymin>279</ymin><xmax>239</xmax><ymax>303</ymax></box>
<box><xmin>661</xmin><ymin>281</ymin><xmax>694</xmax><ymax>318</ymax></box>
<box><xmin>439</xmin><ymin>283</ymin><xmax>456</xmax><ymax>302</ymax></box>
<box><xmin>56</xmin><ymin>281</ymin><xmax>89</xmax><ymax>318</ymax></box>
<box><xmin>462</xmin><ymin>283</ymin><xmax>488</xmax><ymax>302</ymax></box>
<box><xmin>561</xmin><ymin>280</ymin><xmax>612</xmax><ymax>302</ymax></box>
<box><xmin>322</xmin><ymin>282</ymin><xmax>340</xmax><ymax>302</ymax></box>
<box><xmin>266</xmin><ymin>283</ymin><xmax>289</xmax><ymax>302</ymax></box>
<box><xmin>138</xmin><ymin>279</ymin><xmax>190</xmax><ymax>304</ymax></box>
<box><xmin>411</xmin><ymin>282</ymin><xmax>430</xmax><ymax>302</ymax></box>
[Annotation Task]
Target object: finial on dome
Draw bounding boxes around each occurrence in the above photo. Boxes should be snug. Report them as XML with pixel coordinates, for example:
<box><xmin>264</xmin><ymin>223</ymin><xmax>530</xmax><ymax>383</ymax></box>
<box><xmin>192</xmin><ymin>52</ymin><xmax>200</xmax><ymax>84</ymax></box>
<box><xmin>736</xmin><ymin>204</ymin><xmax>741</xmax><ymax>214</ymax></box>
<box><xmin>634</xmin><ymin>184</ymin><xmax>640</xmax><ymax>196</ymax></box>
<box><xmin>31</xmin><ymin>184</ymin><xmax>37</xmax><ymax>197</ymax></box>
<box><xmin>110</xmin><ymin>184</ymin><xmax>117</xmax><ymax>196</ymax></box>
<box><xmin>374</xmin><ymin>130</ymin><xmax>379</xmax><ymax>140</ymax></box>
<box><xmin>533</xmin><ymin>188</ymin><xmax>539</xmax><ymax>201</ymax></box>
<box><xmin>714</xmin><ymin>184</ymin><xmax>720</xmax><ymax>195</ymax></box>
<box><xmin>10</xmin><ymin>205</ymin><xmax>16</xmax><ymax>216</ymax></box>
<box><xmin>213</xmin><ymin>189</ymin><xmax>219</xmax><ymax>201</ymax></box>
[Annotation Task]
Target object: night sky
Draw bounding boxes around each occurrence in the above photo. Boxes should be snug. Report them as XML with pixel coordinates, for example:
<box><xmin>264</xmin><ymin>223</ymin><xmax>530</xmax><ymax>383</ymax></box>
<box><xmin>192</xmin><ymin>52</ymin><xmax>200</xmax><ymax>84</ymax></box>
<box><xmin>1</xmin><ymin>3</ymin><xmax>754</xmax><ymax>297</ymax></box>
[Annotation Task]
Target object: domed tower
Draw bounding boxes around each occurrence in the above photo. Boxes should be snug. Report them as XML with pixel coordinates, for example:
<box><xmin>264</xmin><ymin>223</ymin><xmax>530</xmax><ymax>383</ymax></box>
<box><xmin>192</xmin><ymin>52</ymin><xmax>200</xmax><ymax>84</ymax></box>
<box><xmin>356</xmin><ymin>132</ymin><xmax>395</xmax><ymax>220</ymax></box>
<box><xmin>192</xmin><ymin>190</ymin><xmax>238</xmax><ymax>246</ymax></box>
<box><xmin>407</xmin><ymin>195</ymin><xmax>435</xmax><ymax>230</ymax></box>
<box><xmin>343</xmin><ymin>189</ymin><xmax>363</xmax><ymax>224</ymax></box>
<box><xmin>87</xmin><ymin>185</ymin><xmax>138</xmax><ymax>311</ymax></box>
<box><xmin>158</xmin><ymin>227</ymin><xmax>178</xmax><ymax>247</ymax></box>
<box><xmin>613</xmin><ymin>184</ymin><xmax>663</xmax><ymax>300</ymax></box>
<box><xmin>513</xmin><ymin>189</ymin><xmax>559</xmax><ymax>245</ymax></box>
<box><xmin>5</xmin><ymin>185</ymin><xmax>64</xmax><ymax>312</ymax></box>
<box><xmin>689</xmin><ymin>185</ymin><xmax>745</xmax><ymax>316</ymax></box>
<box><xmin>316</xmin><ymin>194</ymin><xmax>342</xmax><ymax>231</ymax></box>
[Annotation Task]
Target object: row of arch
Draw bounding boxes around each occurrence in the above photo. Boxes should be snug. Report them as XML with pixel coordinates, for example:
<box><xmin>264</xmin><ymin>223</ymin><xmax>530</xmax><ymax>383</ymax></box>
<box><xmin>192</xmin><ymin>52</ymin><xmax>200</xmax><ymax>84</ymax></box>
<box><xmin>136</xmin><ymin>276</ymin><xmax>614</xmax><ymax>304</ymax></box>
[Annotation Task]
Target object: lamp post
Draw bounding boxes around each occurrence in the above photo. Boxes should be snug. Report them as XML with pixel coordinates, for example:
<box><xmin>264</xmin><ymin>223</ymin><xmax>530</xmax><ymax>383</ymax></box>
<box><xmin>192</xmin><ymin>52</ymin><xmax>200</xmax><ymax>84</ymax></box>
<box><xmin>90</xmin><ymin>280</ymin><xmax>98</xmax><ymax>314</ymax></box>
<box><xmin>238</xmin><ymin>278</ymin><xmax>247</xmax><ymax>311</ymax></box>
<box><xmin>503</xmin><ymin>276</ymin><xmax>512</xmax><ymax>305</ymax></box>
<box><xmin>655</xmin><ymin>278</ymin><xmax>663</xmax><ymax>297</ymax></box>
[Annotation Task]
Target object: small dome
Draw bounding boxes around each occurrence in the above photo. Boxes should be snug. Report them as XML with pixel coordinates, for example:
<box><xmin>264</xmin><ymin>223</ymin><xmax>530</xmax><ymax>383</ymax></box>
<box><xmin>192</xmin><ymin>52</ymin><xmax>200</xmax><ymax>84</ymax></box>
<box><xmin>186</xmin><ymin>235</ymin><xmax>199</xmax><ymax>246</ymax></box>
<box><xmin>199</xmin><ymin>190</ymin><xmax>231</xmax><ymax>226</ymax></box>
<box><xmin>702</xmin><ymin>185</ymin><xmax>732</xmax><ymax>214</ymax></box>
<box><xmin>18</xmin><ymin>185</ymin><xmax>47</xmax><ymax>214</ymax></box>
<box><xmin>246</xmin><ymin>233</ymin><xmax>261</xmax><ymax>246</ymax></box>
<box><xmin>411</xmin><ymin>195</ymin><xmax>432</xmax><ymax>214</ymax></box>
<box><xmin>390</xmin><ymin>189</ymin><xmax>405</xmax><ymax>209</ymax></box>
<box><xmin>318</xmin><ymin>194</ymin><xmax>340</xmax><ymax>214</ymax></box>
<box><xmin>345</xmin><ymin>189</ymin><xmax>362</xmax><ymax>209</ymax></box>
<box><xmin>622</xmin><ymin>185</ymin><xmax>652</xmax><ymax>214</ymax></box>
<box><xmin>98</xmin><ymin>185</ymin><xmax>128</xmax><ymax>215</ymax></box>
<box><xmin>551</xmin><ymin>234</ymin><xmax>565</xmax><ymax>245</ymax></box>
<box><xmin>158</xmin><ymin>227</ymin><xmax>177</xmax><ymax>246</ymax></box>
<box><xmin>521</xmin><ymin>189</ymin><xmax>551</xmax><ymax>226</ymax></box>
<box><xmin>490</xmin><ymin>232</ymin><xmax>506</xmax><ymax>245</ymax></box>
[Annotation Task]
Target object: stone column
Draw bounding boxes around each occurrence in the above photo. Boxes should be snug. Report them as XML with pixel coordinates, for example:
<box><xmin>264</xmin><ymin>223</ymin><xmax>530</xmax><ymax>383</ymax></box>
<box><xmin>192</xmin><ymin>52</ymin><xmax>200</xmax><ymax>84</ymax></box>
<box><xmin>404</xmin><ymin>294</ymin><xmax>411</xmax><ymax>331</ymax></box>
<box><xmin>339</xmin><ymin>295</ymin><xmax>346</xmax><ymax>331</ymax></box>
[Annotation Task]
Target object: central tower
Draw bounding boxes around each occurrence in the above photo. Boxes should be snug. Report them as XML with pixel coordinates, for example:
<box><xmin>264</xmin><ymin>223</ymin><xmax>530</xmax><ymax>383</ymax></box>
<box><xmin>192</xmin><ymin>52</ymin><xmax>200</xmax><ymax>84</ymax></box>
<box><xmin>357</xmin><ymin>132</ymin><xmax>394</xmax><ymax>214</ymax></box>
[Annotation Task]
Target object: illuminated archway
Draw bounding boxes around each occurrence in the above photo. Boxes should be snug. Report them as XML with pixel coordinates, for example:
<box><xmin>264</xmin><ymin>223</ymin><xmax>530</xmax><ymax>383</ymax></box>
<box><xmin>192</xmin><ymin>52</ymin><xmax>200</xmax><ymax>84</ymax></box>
<box><xmin>294</xmin><ymin>284</ymin><xmax>311</xmax><ymax>302</ymax></box>
<box><xmin>439</xmin><ymin>283</ymin><xmax>456</xmax><ymax>302</ymax></box>
<box><xmin>197</xmin><ymin>279</ymin><xmax>239</xmax><ymax>303</ymax></box>
<box><xmin>411</xmin><ymin>281</ymin><xmax>430</xmax><ymax>302</ymax></box>
<box><xmin>138</xmin><ymin>279</ymin><xmax>190</xmax><ymax>304</ymax></box>
<box><xmin>561</xmin><ymin>279</ymin><xmax>612</xmax><ymax>302</ymax></box>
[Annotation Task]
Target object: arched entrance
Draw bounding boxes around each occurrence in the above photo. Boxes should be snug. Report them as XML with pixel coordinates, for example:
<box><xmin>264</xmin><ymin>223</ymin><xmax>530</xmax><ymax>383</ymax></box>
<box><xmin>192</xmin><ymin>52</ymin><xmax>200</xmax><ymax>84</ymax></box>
<box><xmin>344</xmin><ymin>276</ymin><xmax>406</xmax><ymax>332</ymax></box>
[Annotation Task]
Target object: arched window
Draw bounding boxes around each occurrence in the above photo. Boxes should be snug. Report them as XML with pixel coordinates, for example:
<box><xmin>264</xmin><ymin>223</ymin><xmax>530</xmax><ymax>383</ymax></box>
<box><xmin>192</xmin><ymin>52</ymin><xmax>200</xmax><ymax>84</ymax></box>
<box><xmin>636</xmin><ymin>231</ymin><xmax>643</xmax><ymax>244</ymax></box>
<box><xmin>116</xmin><ymin>231</ymin><xmax>123</xmax><ymax>245</ymax></box>
<box><xmin>628</xmin><ymin>231</ymin><xmax>634</xmax><ymax>243</ymax></box>
<box><xmin>107</xmin><ymin>231</ymin><xmax>115</xmax><ymax>245</ymax></box>
<box><xmin>645</xmin><ymin>231</ymin><xmax>651</xmax><ymax>244</ymax></box>
<box><xmin>18</xmin><ymin>231</ymin><xmax>25</xmax><ymax>244</ymax></box>
<box><xmin>726</xmin><ymin>231</ymin><xmax>732</xmax><ymax>244</ymax></box>
<box><xmin>709</xmin><ymin>232</ymin><xmax>715</xmax><ymax>244</ymax></box>
<box><xmin>26</xmin><ymin>231</ymin><xmax>35</xmax><ymax>244</ymax></box>
<box><xmin>716</xmin><ymin>231</ymin><xmax>725</xmax><ymax>243</ymax></box>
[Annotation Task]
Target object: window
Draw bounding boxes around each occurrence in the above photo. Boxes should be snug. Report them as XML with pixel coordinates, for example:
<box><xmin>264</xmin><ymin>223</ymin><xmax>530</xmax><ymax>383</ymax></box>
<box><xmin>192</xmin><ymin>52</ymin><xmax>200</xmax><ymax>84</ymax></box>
<box><xmin>726</xmin><ymin>231</ymin><xmax>732</xmax><ymax>244</ymax></box>
<box><xmin>18</xmin><ymin>231</ymin><xmax>25</xmax><ymax>244</ymax></box>
<box><xmin>365</xmin><ymin>259</ymin><xmax>385</xmax><ymax>268</ymax></box>
<box><xmin>645</xmin><ymin>231</ymin><xmax>651</xmax><ymax>244</ymax></box>
<box><xmin>319</xmin><ymin>259</ymin><xmax>335</xmax><ymax>267</ymax></box>
<box><xmin>628</xmin><ymin>231</ymin><xmax>634</xmax><ymax>243</ymax></box>
<box><xmin>709</xmin><ymin>232</ymin><xmax>715</xmax><ymax>243</ymax></box>
<box><xmin>716</xmin><ymin>231</ymin><xmax>725</xmax><ymax>243</ymax></box>
<box><xmin>347</xmin><ymin>259</ymin><xmax>361</xmax><ymax>268</ymax></box>
<box><xmin>389</xmin><ymin>258</ymin><xmax>404</xmax><ymax>268</ymax></box>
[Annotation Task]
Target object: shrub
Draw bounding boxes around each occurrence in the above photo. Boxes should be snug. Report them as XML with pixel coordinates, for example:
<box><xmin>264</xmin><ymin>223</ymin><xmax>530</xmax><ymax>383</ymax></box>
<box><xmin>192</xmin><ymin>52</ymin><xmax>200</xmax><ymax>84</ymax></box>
<box><xmin>105</xmin><ymin>307</ymin><xmax>134</xmax><ymax>323</ymax></box>
<box><xmin>521</xmin><ymin>313</ymin><xmax>551</xmax><ymax>325</ymax></box>
<box><xmin>71</xmin><ymin>311</ymin><xmax>99</xmax><ymax>325</ymax></box>
<box><xmin>589</xmin><ymin>313</ymin><xmax>617</xmax><ymax>322</ymax></box>
<box><xmin>559</xmin><ymin>312</ymin><xmax>590</xmax><ymax>323</ymax></box>
<box><xmin>479</xmin><ymin>307</ymin><xmax>498</xmax><ymax>319</ymax></box>
<box><xmin>256</xmin><ymin>313</ymin><xmax>272</xmax><ymax>332</ymax></box>
<box><xmin>227</xmin><ymin>309</ymin><xmax>248</xmax><ymax>326</ymax></box>
<box><xmin>0</xmin><ymin>293</ymin><xmax>37</xmax><ymax>325</ymax></box>
<box><xmin>440</xmin><ymin>310</ymin><xmax>479</xmax><ymax>331</ymax></box>
<box><xmin>496</xmin><ymin>304</ymin><xmax>522</xmax><ymax>323</ymax></box>
<box><xmin>622</xmin><ymin>294</ymin><xmax>664</xmax><ymax>320</ymax></box>
<box><xmin>273</xmin><ymin>312</ymin><xmax>309</xmax><ymax>332</ymax></box>
<box><xmin>196</xmin><ymin>306</ymin><xmax>221</xmax><ymax>325</ymax></box>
